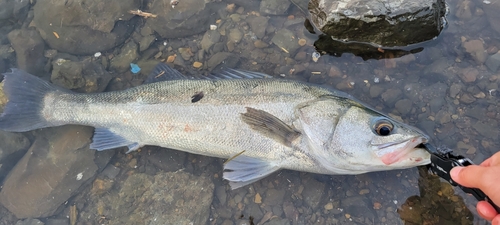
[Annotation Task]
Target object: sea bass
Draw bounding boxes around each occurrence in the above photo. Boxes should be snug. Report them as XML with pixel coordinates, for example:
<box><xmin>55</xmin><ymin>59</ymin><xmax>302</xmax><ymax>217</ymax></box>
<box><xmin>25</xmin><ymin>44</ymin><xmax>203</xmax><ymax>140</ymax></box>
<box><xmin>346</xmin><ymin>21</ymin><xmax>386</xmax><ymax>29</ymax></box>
<box><xmin>0</xmin><ymin>63</ymin><xmax>430</xmax><ymax>189</ymax></box>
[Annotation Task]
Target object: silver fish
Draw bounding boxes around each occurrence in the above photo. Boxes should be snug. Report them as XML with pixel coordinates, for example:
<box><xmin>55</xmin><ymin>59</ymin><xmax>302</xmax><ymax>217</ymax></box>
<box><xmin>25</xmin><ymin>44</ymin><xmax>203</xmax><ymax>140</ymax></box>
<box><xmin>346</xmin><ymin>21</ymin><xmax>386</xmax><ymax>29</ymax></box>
<box><xmin>0</xmin><ymin>63</ymin><xmax>430</xmax><ymax>189</ymax></box>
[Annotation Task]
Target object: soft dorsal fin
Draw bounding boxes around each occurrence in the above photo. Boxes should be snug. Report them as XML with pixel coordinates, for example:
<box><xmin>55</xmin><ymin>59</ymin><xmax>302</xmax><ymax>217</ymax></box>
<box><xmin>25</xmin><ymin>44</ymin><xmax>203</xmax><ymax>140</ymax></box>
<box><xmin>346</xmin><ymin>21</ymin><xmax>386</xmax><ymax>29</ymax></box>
<box><xmin>144</xmin><ymin>63</ymin><xmax>274</xmax><ymax>83</ymax></box>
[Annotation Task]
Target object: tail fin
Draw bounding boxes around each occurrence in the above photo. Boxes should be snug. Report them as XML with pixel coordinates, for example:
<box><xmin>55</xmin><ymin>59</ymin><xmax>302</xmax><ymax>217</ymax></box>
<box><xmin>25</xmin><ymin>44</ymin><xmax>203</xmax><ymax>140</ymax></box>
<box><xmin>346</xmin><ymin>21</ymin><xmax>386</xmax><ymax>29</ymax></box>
<box><xmin>0</xmin><ymin>69</ymin><xmax>60</xmax><ymax>132</ymax></box>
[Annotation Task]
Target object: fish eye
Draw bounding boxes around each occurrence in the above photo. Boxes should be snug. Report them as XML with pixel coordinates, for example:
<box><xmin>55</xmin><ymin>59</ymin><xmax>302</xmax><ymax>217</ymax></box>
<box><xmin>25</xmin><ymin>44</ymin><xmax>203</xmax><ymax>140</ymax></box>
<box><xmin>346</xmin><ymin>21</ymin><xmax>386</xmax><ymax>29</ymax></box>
<box><xmin>374</xmin><ymin>121</ymin><xmax>393</xmax><ymax>136</ymax></box>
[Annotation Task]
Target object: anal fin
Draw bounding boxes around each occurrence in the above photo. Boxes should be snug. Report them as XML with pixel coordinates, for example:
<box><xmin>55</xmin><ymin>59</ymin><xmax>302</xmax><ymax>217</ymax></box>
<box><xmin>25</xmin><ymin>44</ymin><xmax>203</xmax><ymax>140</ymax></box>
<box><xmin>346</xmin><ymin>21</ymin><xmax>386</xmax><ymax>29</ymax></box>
<box><xmin>90</xmin><ymin>128</ymin><xmax>141</xmax><ymax>153</ymax></box>
<box><xmin>223</xmin><ymin>155</ymin><xmax>280</xmax><ymax>189</ymax></box>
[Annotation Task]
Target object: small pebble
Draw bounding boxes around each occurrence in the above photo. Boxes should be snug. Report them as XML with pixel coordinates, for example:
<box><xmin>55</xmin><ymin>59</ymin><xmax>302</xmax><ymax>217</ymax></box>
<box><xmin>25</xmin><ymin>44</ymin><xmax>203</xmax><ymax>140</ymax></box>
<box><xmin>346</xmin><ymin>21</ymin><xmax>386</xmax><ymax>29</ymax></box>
<box><xmin>166</xmin><ymin>55</ymin><xmax>176</xmax><ymax>63</ymax></box>
<box><xmin>254</xmin><ymin>193</ymin><xmax>262</xmax><ymax>204</ymax></box>
<box><xmin>298</xmin><ymin>39</ymin><xmax>306</xmax><ymax>46</ymax></box>
<box><xmin>324</xmin><ymin>202</ymin><xmax>334</xmax><ymax>210</ymax></box>
<box><xmin>193</xmin><ymin>61</ymin><xmax>203</xmax><ymax>68</ymax></box>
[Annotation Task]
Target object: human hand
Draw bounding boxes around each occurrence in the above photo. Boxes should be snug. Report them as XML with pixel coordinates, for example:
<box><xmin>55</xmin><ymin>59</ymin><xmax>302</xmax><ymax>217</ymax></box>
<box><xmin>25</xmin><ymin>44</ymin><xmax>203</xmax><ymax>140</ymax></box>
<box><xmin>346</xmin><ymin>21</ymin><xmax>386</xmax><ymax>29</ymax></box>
<box><xmin>450</xmin><ymin>151</ymin><xmax>500</xmax><ymax>224</ymax></box>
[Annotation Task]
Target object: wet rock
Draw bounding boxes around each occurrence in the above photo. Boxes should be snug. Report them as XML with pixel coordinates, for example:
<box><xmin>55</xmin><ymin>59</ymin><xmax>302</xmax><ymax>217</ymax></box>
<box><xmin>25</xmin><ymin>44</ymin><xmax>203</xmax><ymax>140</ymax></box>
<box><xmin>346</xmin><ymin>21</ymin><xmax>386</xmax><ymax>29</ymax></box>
<box><xmin>435</xmin><ymin>110</ymin><xmax>451</xmax><ymax>124</ymax></box>
<box><xmin>260</xmin><ymin>0</ymin><xmax>291</xmax><ymax>15</ymax></box>
<box><xmin>138</xmin><ymin>35</ymin><xmax>156</xmax><ymax>52</ymax></box>
<box><xmin>15</xmin><ymin>219</ymin><xmax>44</xmax><ymax>225</ymax></box>
<box><xmin>105</xmin><ymin>172</ymin><xmax>214</xmax><ymax>225</ymax></box>
<box><xmin>264</xmin><ymin>189</ymin><xmax>286</xmax><ymax>206</ymax></box>
<box><xmin>0</xmin><ymin>131</ymin><xmax>30</xmax><ymax>181</ymax></box>
<box><xmin>201</xmin><ymin>30</ymin><xmax>221</xmax><ymax>53</ymax></box>
<box><xmin>0</xmin><ymin>0</ymin><xmax>29</xmax><ymax>20</ymax></box>
<box><xmin>51</xmin><ymin>58</ymin><xmax>112</xmax><ymax>93</ymax></box>
<box><xmin>482</xmin><ymin>0</ymin><xmax>500</xmax><ymax>36</ymax></box>
<box><xmin>395</xmin><ymin>99</ymin><xmax>413</xmax><ymax>115</ymax></box>
<box><xmin>473</xmin><ymin>120</ymin><xmax>499</xmax><ymax>139</ymax></box>
<box><xmin>247</xmin><ymin>16</ymin><xmax>269</xmax><ymax>39</ymax></box>
<box><xmin>301</xmin><ymin>176</ymin><xmax>326</xmax><ymax>209</ymax></box>
<box><xmin>145</xmin><ymin>148</ymin><xmax>186</xmax><ymax>172</ymax></box>
<box><xmin>245</xmin><ymin>203</ymin><xmax>264</xmax><ymax>221</ymax></box>
<box><xmin>7</xmin><ymin>29</ymin><xmax>46</xmax><ymax>75</ymax></box>
<box><xmin>33</xmin><ymin>0</ymin><xmax>139</xmax><ymax>55</ymax></box>
<box><xmin>381</xmin><ymin>88</ymin><xmax>403</xmax><ymax>107</ymax></box>
<box><xmin>459</xmin><ymin>93</ymin><xmax>476</xmax><ymax>104</ymax></box>
<box><xmin>340</xmin><ymin>196</ymin><xmax>374</xmax><ymax>219</ymax></box>
<box><xmin>462</xmin><ymin>39</ymin><xmax>487</xmax><ymax>64</ymax></box>
<box><xmin>146</xmin><ymin>0</ymin><xmax>215</xmax><ymax>39</ymax></box>
<box><xmin>458</xmin><ymin>67</ymin><xmax>478</xmax><ymax>83</ymax></box>
<box><xmin>308</xmin><ymin>0</ymin><xmax>447</xmax><ymax>47</ymax></box>
<box><xmin>485</xmin><ymin>52</ymin><xmax>500</xmax><ymax>72</ymax></box>
<box><xmin>369</xmin><ymin>85</ymin><xmax>385</xmax><ymax>98</ymax></box>
<box><xmin>271</xmin><ymin>28</ymin><xmax>301</xmax><ymax>56</ymax></box>
<box><xmin>449</xmin><ymin>83</ymin><xmax>462</xmax><ymax>98</ymax></box>
<box><xmin>0</xmin><ymin>125</ymin><xmax>114</xmax><ymax>218</ymax></box>
<box><xmin>263</xmin><ymin>218</ymin><xmax>290</xmax><ymax>225</ymax></box>
<box><xmin>110</xmin><ymin>41</ymin><xmax>139</xmax><ymax>73</ymax></box>
<box><xmin>228</xmin><ymin>28</ymin><xmax>243</xmax><ymax>44</ymax></box>
<box><xmin>207</xmin><ymin>52</ymin><xmax>240</xmax><ymax>71</ymax></box>
<box><xmin>100</xmin><ymin>164</ymin><xmax>121</xmax><ymax>179</ymax></box>
<box><xmin>224</xmin><ymin>0</ymin><xmax>260</xmax><ymax>11</ymax></box>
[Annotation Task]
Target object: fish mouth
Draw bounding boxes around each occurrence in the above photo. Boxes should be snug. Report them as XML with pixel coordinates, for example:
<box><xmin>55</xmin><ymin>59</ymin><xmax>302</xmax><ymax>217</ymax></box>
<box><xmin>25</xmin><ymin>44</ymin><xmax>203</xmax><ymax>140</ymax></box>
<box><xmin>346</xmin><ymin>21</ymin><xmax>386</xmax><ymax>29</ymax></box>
<box><xmin>374</xmin><ymin>137</ymin><xmax>427</xmax><ymax>165</ymax></box>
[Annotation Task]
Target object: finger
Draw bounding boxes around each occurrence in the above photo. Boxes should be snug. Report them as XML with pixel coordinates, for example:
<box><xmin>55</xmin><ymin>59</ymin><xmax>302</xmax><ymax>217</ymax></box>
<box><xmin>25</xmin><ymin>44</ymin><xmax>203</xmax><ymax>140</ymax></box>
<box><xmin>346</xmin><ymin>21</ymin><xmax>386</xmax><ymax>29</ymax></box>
<box><xmin>451</xmin><ymin>166</ymin><xmax>500</xmax><ymax>205</ymax></box>
<box><xmin>450</xmin><ymin>166</ymin><xmax>500</xmax><ymax>189</ymax></box>
<box><xmin>493</xmin><ymin>214</ymin><xmax>500</xmax><ymax>225</ymax></box>
<box><xmin>482</xmin><ymin>152</ymin><xmax>500</xmax><ymax>167</ymax></box>
<box><xmin>480</xmin><ymin>157</ymin><xmax>493</xmax><ymax>167</ymax></box>
<box><xmin>477</xmin><ymin>201</ymin><xmax>498</xmax><ymax>221</ymax></box>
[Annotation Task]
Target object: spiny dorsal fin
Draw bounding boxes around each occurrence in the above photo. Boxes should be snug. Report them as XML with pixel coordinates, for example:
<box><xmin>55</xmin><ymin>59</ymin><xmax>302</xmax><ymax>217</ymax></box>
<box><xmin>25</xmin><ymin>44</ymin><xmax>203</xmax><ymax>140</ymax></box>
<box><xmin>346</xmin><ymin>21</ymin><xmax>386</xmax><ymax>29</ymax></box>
<box><xmin>240</xmin><ymin>107</ymin><xmax>300</xmax><ymax>147</ymax></box>
<box><xmin>145</xmin><ymin>63</ymin><xmax>273</xmax><ymax>83</ymax></box>
<box><xmin>144</xmin><ymin>63</ymin><xmax>189</xmax><ymax>83</ymax></box>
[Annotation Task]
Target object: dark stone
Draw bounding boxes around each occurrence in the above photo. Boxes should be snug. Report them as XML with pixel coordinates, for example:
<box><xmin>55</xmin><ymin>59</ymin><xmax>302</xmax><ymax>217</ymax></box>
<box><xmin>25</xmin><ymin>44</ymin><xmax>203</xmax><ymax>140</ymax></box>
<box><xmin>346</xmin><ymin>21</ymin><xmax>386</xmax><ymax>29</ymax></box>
<box><xmin>0</xmin><ymin>125</ymin><xmax>113</xmax><ymax>218</ymax></box>
<box><xmin>33</xmin><ymin>0</ymin><xmax>140</xmax><ymax>55</ymax></box>
<box><xmin>207</xmin><ymin>52</ymin><xmax>240</xmax><ymax>71</ymax></box>
<box><xmin>103</xmin><ymin>172</ymin><xmax>214</xmax><ymax>225</ymax></box>
<box><xmin>0</xmin><ymin>131</ymin><xmax>30</xmax><ymax>182</ymax></box>
<box><xmin>0</xmin><ymin>0</ymin><xmax>30</xmax><ymax>21</ymax></box>
<box><xmin>308</xmin><ymin>0</ymin><xmax>447</xmax><ymax>47</ymax></box>
<box><xmin>7</xmin><ymin>29</ymin><xmax>46</xmax><ymax>75</ymax></box>
<box><xmin>51</xmin><ymin>59</ymin><xmax>112</xmax><ymax>93</ymax></box>
<box><xmin>146</xmin><ymin>0</ymin><xmax>215</xmax><ymax>39</ymax></box>
<box><xmin>260</xmin><ymin>0</ymin><xmax>291</xmax><ymax>15</ymax></box>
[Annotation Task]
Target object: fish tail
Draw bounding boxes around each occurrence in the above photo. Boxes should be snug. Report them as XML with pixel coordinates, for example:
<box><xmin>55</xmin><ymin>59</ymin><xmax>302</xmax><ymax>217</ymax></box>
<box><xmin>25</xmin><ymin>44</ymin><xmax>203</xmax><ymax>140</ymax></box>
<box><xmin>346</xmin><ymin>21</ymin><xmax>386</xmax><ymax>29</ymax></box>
<box><xmin>0</xmin><ymin>69</ymin><xmax>60</xmax><ymax>132</ymax></box>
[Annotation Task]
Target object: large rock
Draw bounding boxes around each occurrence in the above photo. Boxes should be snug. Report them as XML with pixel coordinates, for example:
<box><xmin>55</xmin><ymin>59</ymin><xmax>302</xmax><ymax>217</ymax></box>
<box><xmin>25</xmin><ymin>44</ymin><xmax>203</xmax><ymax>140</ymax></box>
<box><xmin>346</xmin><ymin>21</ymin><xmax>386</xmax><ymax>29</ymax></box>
<box><xmin>146</xmin><ymin>0</ymin><xmax>215</xmax><ymax>39</ymax></box>
<box><xmin>481</xmin><ymin>0</ymin><xmax>500</xmax><ymax>36</ymax></box>
<box><xmin>33</xmin><ymin>0</ymin><xmax>140</xmax><ymax>54</ymax></box>
<box><xmin>0</xmin><ymin>130</ymin><xmax>30</xmax><ymax>182</ymax></box>
<box><xmin>51</xmin><ymin>58</ymin><xmax>112</xmax><ymax>93</ymax></box>
<box><xmin>100</xmin><ymin>172</ymin><xmax>214</xmax><ymax>225</ymax></box>
<box><xmin>7</xmin><ymin>29</ymin><xmax>46</xmax><ymax>75</ymax></box>
<box><xmin>308</xmin><ymin>0</ymin><xmax>447</xmax><ymax>47</ymax></box>
<box><xmin>0</xmin><ymin>0</ymin><xmax>30</xmax><ymax>20</ymax></box>
<box><xmin>0</xmin><ymin>125</ymin><xmax>113</xmax><ymax>218</ymax></box>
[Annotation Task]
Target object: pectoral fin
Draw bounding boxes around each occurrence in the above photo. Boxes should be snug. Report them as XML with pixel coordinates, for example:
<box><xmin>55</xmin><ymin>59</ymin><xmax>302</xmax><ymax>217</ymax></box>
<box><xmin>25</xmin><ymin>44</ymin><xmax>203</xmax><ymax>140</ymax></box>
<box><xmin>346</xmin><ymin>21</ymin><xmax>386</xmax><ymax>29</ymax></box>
<box><xmin>240</xmin><ymin>107</ymin><xmax>300</xmax><ymax>147</ymax></box>
<box><xmin>223</xmin><ymin>155</ymin><xmax>280</xmax><ymax>189</ymax></box>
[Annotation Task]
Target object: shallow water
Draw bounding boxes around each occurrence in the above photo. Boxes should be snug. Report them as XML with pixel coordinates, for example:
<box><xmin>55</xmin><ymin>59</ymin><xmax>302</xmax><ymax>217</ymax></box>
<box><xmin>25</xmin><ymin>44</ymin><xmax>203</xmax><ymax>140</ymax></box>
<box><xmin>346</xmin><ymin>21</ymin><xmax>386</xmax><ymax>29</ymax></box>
<box><xmin>0</xmin><ymin>0</ymin><xmax>498</xmax><ymax>224</ymax></box>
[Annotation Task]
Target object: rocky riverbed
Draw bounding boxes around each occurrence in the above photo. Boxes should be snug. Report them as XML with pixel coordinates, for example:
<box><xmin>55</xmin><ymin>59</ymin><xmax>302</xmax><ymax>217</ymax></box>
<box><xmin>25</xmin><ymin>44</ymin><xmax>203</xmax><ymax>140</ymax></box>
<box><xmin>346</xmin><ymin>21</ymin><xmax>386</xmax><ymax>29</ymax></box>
<box><xmin>0</xmin><ymin>0</ymin><xmax>499</xmax><ymax>224</ymax></box>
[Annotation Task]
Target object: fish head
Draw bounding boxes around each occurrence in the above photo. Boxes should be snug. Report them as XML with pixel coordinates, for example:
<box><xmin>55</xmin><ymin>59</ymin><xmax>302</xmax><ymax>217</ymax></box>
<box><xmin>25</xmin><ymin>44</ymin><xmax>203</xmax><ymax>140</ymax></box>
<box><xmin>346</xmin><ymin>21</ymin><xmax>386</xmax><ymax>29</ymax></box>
<box><xmin>329</xmin><ymin>105</ymin><xmax>431</xmax><ymax>172</ymax></box>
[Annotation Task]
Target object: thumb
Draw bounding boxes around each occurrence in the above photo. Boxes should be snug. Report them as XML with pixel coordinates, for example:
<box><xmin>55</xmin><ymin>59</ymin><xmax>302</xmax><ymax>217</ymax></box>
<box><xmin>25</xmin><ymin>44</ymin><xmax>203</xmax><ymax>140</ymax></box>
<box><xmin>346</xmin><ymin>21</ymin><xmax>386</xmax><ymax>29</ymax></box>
<box><xmin>450</xmin><ymin>166</ymin><xmax>500</xmax><ymax>203</ymax></box>
<box><xmin>450</xmin><ymin>166</ymin><xmax>489</xmax><ymax>189</ymax></box>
